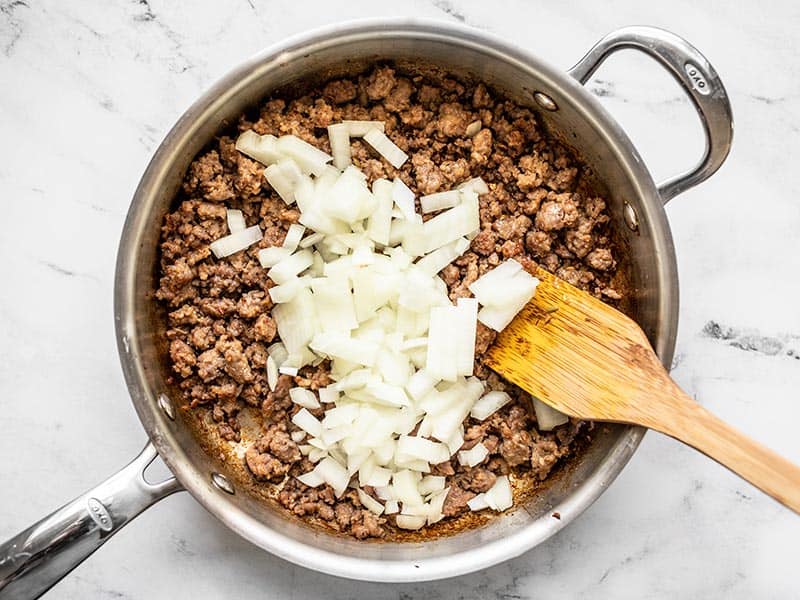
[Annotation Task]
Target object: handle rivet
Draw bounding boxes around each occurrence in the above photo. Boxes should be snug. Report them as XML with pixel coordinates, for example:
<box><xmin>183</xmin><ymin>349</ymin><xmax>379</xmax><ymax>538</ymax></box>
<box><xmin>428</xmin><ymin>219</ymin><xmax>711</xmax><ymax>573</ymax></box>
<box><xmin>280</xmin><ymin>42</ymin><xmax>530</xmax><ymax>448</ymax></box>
<box><xmin>623</xmin><ymin>202</ymin><xmax>639</xmax><ymax>232</ymax></box>
<box><xmin>533</xmin><ymin>91</ymin><xmax>558</xmax><ymax>111</ymax></box>
<box><xmin>211</xmin><ymin>472</ymin><xmax>235</xmax><ymax>495</ymax></box>
<box><xmin>157</xmin><ymin>393</ymin><xmax>175</xmax><ymax>420</ymax></box>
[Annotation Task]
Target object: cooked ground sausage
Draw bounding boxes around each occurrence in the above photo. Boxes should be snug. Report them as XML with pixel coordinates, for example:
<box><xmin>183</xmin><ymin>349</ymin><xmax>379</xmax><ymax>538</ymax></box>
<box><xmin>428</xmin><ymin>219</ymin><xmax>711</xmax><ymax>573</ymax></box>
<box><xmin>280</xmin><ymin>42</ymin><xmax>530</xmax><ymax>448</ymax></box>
<box><xmin>157</xmin><ymin>65</ymin><xmax>624</xmax><ymax>539</ymax></box>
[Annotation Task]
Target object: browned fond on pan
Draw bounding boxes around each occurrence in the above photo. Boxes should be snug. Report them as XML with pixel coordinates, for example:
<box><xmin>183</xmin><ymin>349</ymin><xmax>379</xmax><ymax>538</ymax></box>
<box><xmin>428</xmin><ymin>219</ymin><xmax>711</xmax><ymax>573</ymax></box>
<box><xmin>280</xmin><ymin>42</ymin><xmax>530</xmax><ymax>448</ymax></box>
<box><xmin>154</xmin><ymin>61</ymin><xmax>635</xmax><ymax>542</ymax></box>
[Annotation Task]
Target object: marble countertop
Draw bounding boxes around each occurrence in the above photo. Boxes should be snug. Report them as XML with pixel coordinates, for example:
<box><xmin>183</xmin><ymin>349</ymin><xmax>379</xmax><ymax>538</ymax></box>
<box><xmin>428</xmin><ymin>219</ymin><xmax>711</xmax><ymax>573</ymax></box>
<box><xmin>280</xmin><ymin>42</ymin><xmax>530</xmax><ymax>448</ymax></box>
<box><xmin>1</xmin><ymin>1</ymin><xmax>799</xmax><ymax>598</ymax></box>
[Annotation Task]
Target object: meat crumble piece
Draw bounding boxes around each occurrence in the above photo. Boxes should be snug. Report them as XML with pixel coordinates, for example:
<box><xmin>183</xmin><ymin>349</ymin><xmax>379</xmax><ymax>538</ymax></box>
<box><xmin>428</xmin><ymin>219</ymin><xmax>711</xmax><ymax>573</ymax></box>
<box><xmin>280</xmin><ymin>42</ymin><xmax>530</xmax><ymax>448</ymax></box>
<box><xmin>156</xmin><ymin>64</ymin><xmax>627</xmax><ymax>539</ymax></box>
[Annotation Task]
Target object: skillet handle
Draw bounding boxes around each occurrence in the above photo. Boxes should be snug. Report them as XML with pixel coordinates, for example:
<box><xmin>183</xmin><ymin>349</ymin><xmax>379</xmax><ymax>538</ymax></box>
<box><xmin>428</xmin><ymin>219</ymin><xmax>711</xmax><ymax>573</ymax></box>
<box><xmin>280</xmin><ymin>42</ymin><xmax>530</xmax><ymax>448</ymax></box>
<box><xmin>0</xmin><ymin>442</ymin><xmax>182</xmax><ymax>600</ymax></box>
<box><xmin>568</xmin><ymin>26</ymin><xmax>734</xmax><ymax>204</ymax></box>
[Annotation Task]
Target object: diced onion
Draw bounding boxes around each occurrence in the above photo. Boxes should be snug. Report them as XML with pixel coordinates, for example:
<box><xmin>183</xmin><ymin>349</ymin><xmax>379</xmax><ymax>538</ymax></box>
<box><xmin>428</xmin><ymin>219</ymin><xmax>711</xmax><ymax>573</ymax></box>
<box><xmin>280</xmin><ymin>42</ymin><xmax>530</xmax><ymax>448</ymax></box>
<box><xmin>328</xmin><ymin>123</ymin><xmax>352</xmax><ymax>170</ymax></box>
<box><xmin>299</xmin><ymin>232</ymin><xmax>325</xmax><ymax>249</ymax></box>
<box><xmin>266</xmin><ymin>355</ymin><xmax>278</xmax><ymax>391</ymax></box>
<box><xmin>297</xmin><ymin>470</ymin><xmax>325</xmax><ymax>488</ymax></box>
<box><xmin>467</xmin><ymin>493</ymin><xmax>489</xmax><ymax>511</ymax></box>
<box><xmin>235</xmin><ymin>131</ymin><xmax>283</xmax><ymax>165</ymax></box>
<box><xmin>391</xmin><ymin>178</ymin><xmax>417</xmax><ymax>221</ymax></box>
<box><xmin>290</xmin><ymin>387</ymin><xmax>320</xmax><ymax>409</ymax></box>
<box><xmin>533</xmin><ymin>397</ymin><xmax>569</xmax><ymax>431</ymax></box>
<box><xmin>485</xmin><ymin>475</ymin><xmax>513</xmax><ymax>511</ymax></box>
<box><xmin>357</xmin><ymin>488</ymin><xmax>385</xmax><ymax>515</ymax></box>
<box><xmin>458</xmin><ymin>442</ymin><xmax>488</xmax><ymax>467</ymax></box>
<box><xmin>292</xmin><ymin>408</ymin><xmax>323</xmax><ymax>438</ymax></box>
<box><xmin>226</xmin><ymin>209</ymin><xmax>246</xmax><ymax>233</ymax></box>
<box><xmin>457</xmin><ymin>176</ymin><xmax>489</xmax><ymax>195</ymax></box>
<box><xmin>276</xmin><ymin>135</ymin><xmax>333</xmax><ymax>176</ymax></box>
<box><xmin>414</xmin><ymin>237</ymin><xmax>470</xmax><ymax>276</ymax></box>
<box><xmin>258</xmin><ymin>246</ymin><xmax>291</xmax><ymax>268</ymax></box>
<box><xmin>363</xmin><ymin>129</ymin><xmax>408</xmax><ymax>168</ymax></box>
<box><xmin>282</xmin><ymin>224</ymin><xmax>306</xmax><ymax>252</ymax></box>
<box><xmin>223</xmin><ymin>128</ymin><xmax>541</xmax><ymax>517</ymax></box>
<box><xmin>264</xmin><ymin>159</ymin><xmax>304</xmax><ymax>205</ymax></box>
<box><xmin>418</xmin><ymin>475</ymin><xmax>446</xmax><ymax>495</ymax></box>
<box><xmin>209</xmin><ymin>225</ymin><xmax>262</xmax><ymax>259</ymax></box>
<box><xmin>420</xmin><ymin>190</ymin><xmax>461</xmax><ymax>213</ymax></box>
<box><xmin>395</xmin><ymin>515</ymin><xmax>426</xmax><ymax>530</ymax></box>
<box><xmin>313</xmin><ymin>456</ymin><xmax>350</xmax><ymax>497</ymax></box>
<box><xmin>470</xmin><ymin>390</ymin><xmax>512</xmax><ymax>421</ymax></box>
<box><xmin>268</xmin><ymin>250</ymin><xmax>314</xmax><ymax>284</ymax></box>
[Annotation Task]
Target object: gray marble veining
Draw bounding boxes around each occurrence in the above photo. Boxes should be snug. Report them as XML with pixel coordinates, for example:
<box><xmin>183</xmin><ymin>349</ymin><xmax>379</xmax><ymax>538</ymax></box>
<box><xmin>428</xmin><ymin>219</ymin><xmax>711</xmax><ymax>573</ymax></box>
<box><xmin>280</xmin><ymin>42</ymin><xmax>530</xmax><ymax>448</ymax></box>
<box><xmin>1</xmin><ymin>0</ymin><xmax>799</xmax><ymax>598</ymax></box>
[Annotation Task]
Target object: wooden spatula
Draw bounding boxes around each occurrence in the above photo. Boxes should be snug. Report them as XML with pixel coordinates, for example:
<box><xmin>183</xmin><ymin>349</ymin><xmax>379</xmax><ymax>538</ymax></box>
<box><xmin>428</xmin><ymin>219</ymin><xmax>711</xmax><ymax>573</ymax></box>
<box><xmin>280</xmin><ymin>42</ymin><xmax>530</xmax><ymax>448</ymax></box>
<box><xmin>485</xmin><ymin>267</ymin><xmax>800</xmax><ymax>514</ymax></box>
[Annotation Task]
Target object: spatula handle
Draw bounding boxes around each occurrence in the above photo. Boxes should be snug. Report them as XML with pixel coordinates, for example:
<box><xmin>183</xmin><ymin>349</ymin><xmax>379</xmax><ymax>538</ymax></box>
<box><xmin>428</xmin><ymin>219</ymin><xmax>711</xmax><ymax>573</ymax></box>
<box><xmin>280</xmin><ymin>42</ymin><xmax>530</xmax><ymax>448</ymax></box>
<box><xmin>655</xmin><ymin>394</ymin><xmax>800</xmax><ymax>514</ymax></box>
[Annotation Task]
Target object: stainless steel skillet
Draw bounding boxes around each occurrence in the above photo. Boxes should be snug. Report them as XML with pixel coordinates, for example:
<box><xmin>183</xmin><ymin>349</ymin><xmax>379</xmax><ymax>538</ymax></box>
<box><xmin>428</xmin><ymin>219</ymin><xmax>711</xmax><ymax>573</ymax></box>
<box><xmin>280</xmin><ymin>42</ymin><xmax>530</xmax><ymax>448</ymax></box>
<box><xmin>0</xmin><ymin>19</ymin><xmax>732</xmax><ymax>598</ymax></box>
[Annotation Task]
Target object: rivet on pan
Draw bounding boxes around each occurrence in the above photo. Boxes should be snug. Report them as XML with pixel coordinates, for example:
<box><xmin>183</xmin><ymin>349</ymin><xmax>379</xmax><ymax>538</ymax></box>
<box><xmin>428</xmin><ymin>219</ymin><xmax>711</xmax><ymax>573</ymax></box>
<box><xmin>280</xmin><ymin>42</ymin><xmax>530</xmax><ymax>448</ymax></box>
<box><xmin>623</xmin><ymin>202</ymin><xmax>639</xmax><ymax>232</ymax></box>
<box><xmin>157</xmin><ymin>393</ymin><xmax>175</xmax><ymax>421</ymax></box>
<box><xmin>211</xmin><ymin>472</ymin><xmax>235</xmax><ymax>495</ymax></box>
<box><xmin>533</xmin><ymin>91</ymin><xmax>558</xmax><ymax>111</ymax></box>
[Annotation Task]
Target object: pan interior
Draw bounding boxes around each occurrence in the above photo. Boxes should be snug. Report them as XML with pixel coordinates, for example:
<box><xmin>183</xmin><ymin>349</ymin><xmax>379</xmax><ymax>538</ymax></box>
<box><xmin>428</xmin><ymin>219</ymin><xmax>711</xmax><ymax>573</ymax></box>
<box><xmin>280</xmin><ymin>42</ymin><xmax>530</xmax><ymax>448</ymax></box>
<box><xmin>117</xmin><ymin>23</ymin><xmax>674</xmax><ymax>576</ymax></box>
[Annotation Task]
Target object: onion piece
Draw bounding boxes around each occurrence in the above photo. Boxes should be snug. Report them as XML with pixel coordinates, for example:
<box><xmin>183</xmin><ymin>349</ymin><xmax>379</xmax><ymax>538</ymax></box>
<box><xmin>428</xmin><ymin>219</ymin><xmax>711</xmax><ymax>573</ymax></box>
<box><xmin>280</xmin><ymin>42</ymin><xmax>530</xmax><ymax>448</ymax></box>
<box><xmin>235</xmin><ymin>131</ymin><xmax>283</xmax><ymax>165</ymax></box>
<box><xmin>289</xmin><ymin>387</ymin><xmax>320</xmax><ymax>410</ymax></box>
<box><xmin>533</xmin><ymin>397</ymin><xmax>569</xmax><ymax>431</ymax></box>
<box><xmin>276</xmin><ymin>135</ymin><xmax>333</xmax><ymax>176</ymax></box>
<box><xmin>327</xmin><ymin>123</ymin><xmax>352</xmax><ymax>170</ymax></box>
<box><xmin>420</xmin><ymin>190</ymin><xmax>461</xmax><ymax>213</ymax></box>
<box><xmin>363</xmin><ymin>465</ymin><xmax>392</xmax><ymax>487</ymax></box>
<box><xmin>268</xmin><ymin>275</ymin><xmax>312</xmax><ymax>304</ymax></box>
<box><xmin>311</xmin><ymin>276</ymin><xmax>359</xmax><ymax>332</ymax></box>
<box><xmin>485</xmin><ymin>475</ymin><xmax>513</xmax><ymax>511</ymax></box>
<box><xmin>458</xmin><ymin>442</ymin><xmax>488</xmax><ymax>467</ymax></box>
<box><xmin>343</xmin><ymin>120</ymin><xmax>385</xmax><ymax>137</ymax></box>
<box><xmin>282</xmin><ymin>224</ymin><xmax>306</xmax><ymax>252</ymax></box>
<box><xmin>457</xmin><ymin>176</ymin><xmax>489</xmax><ymax>195</ymax></box>
<box><xmin>297</xmin><ymin>470</ymin><xmax>325</xmax><ymax>488</ymax></box>
<box><xmin>418</xmin><ymin>475</ymin><xmax>446</xmax><ymax>496</ymax></box>
<box><xmin>264</xmin><ymin>159</ymin><xmax>304</xmax><ymax>205</ymax></box>
<box><xmin>392</xmin><ymin>469</ymin><xmax>423</xmax><ymax>506</ymax></box>
<box><xmin>403</xmin><ymin>192</ymin><xmax>479</xmax><ymax>256</ymax></box>
<box><xmin>406</xmin><ymin>368</ymin><xmax>438</xmax><ymax>401</ymax></box>
<box><xmin>414</xmin><ymin>237</ymin><xmax>470</xmax><ymax>276</ymax></box>
<box><xmin>470</xmin><ymin>390</ymin><xmax>512</xmax><ymax>421</ymax></box>
<box><xmin>357</xmin><ymin>488</ymin><xmax>384</xmax><ymax>515</ymax></box>
<box><xmin>266</xmin><ymin>342</ymin><xmax>288</xmax><ymax>366</ymax></box>
<box><xmin>268</xmin><ymin>249</ymin><xmax>314</xmax><ymax>284</ymax></box>
<box><xmin>366</xmin><ymin>178</ymin><xmax>394</xmax><ymax>246</ymax></box>
<box><xmin>363</xmin><ymin>129</ymin><xmax>408</xmax><ymax>168</ymax></box>
<box><xmin>314</xmin><ymin>456</ymin><xmax>350</xmax><ymax>497</ymax></box>
<box><xmin>258</xmin><ymin>246</ymin><xmax>291</xmax><ymax>268</ymax></box>
<box><xmin>310</xmin><ymin>332</ymin><xmax>379</xmax><ymax>367</ymax></box>
<box><xmin>226</xmin><ymin>209</ymin><xmax>246</xmax><ymax>233</ymax></box>
<box><xmin>209</xmin><ymin>225</ymin><xmax>262</xmax><ymax>259</ymax></box>
<box><xmin>426</xmin><ymin>487</ymin><xmax>450</xmax><ymax>525</ymax></box>
<box><xmin>467</xmin><ymin>493</ymin><xmax>490</xmax><ymax>512</ymax></box>
<box><xmin>454</xmin><ymin>298</ymin><xmax>478</xmax><ymax>377</ymax></box>
<box><xmin>384</xmin><ymin>499</ymin><xmax>400</xmax><ymax>514</ymax></box>
<box><xmin>396</xmin><ymin>435</ymin><xmax>450</xmax><ymax>464</ymax></box>
<box><xmin>323</xmin><ymin>166</ymin><xmax>377</xmax><ymax>223</ymax></box>
<box><xmin>395</xmin><ymin>515</ymin><xmax>426</xmax><ymax>530</ymax></box>
<box><xmin>266</xmin><ymin>355</ymin><xmax>279</xmax><ymax>391</ymax></box>
<box><xmin>299</xmin><ymin>232</ymin><xmax>325</xmax><ymax>249</ymax></box>
<box><xmin>272</xmin><ymin>287</ymin><xmax>319</xmax><ymax>356</ymax></box>
<box><xmin>292</xmin><ymin>408</ymin><xmax>323</xmax><ymax>438</ymax></box>
<box><xmin>391</xmin><ymin>178</ymin><xmax>417</xmax><ymax>221</ymax></box>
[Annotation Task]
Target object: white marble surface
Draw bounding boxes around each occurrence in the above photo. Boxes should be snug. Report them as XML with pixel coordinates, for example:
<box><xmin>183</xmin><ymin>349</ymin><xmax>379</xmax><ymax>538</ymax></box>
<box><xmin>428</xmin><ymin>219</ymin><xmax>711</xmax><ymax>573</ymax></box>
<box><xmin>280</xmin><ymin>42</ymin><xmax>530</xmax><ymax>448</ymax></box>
<box><xmin>1</xmin><ymin>0</ymin><xmax>799</xmax><ymax>598</ymax></box>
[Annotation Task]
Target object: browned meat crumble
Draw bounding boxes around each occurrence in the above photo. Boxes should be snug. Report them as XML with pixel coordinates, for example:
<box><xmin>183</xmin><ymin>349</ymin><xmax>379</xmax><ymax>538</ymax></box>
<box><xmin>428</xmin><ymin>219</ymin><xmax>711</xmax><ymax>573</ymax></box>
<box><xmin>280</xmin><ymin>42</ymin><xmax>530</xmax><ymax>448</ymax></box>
<box><xmin>156</xmin><ymin>65</ymin><xmax>623</xmax><ymax>539</ymax></box>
